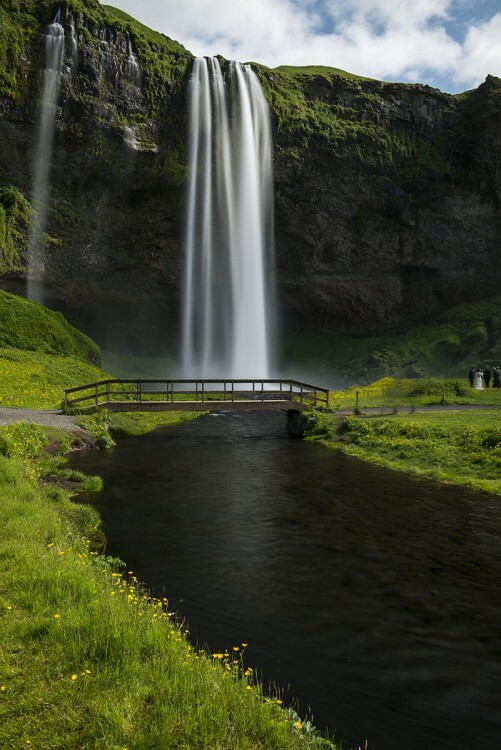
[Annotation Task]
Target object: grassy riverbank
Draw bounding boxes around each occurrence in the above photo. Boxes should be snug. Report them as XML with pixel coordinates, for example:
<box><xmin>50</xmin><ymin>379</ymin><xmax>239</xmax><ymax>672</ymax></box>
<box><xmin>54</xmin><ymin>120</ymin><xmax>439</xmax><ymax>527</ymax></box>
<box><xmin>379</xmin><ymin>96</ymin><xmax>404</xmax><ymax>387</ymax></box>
<box><xmin>0</xmin><ymin>424</ymin><xmax>336</xmax><ymax>750</ymax></box>
<box><xmin>308</xmin><ymin>380</ymin><xmax>501</xmax><ymax>495</ymax></box>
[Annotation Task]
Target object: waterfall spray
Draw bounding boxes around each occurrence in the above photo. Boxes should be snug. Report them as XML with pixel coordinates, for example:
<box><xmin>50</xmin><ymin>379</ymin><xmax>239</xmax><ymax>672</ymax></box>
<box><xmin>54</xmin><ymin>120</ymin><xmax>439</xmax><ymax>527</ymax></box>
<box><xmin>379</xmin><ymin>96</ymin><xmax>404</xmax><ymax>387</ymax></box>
<box><xmin>27</xmin><ymin>10</ymin><xmax>65</xmax><ymax>302</ymax></box>
<box><xmin>182</xmin><ymin>57</ymin><xmax>274</xmax><ymax>378</ymax></box>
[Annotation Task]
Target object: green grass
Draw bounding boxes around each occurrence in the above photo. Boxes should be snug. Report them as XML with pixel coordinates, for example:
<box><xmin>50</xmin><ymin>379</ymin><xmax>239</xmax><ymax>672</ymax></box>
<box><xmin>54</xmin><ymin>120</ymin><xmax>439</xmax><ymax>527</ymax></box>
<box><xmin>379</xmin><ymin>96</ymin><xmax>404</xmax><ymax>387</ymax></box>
<box><xmin>0</xmin><ymin>292</ymin><xmax>111</xmax><ymax>408</ymax></box>
<box><xmin>0</xmin><ymin>432</ymin><xmax>336</xmax><ymax>750</ymax></box>
<box><xmin>0</xmin><ymin>348</ymin><xmax>109</xmax><ymax>408</ymax></box>
<box><xmin>326</xmin><ymin>376</ymin><xmax>501</xmax><ymax>409</ymax></box>
<box><xmin>0</xmin><ymin>291</ymin><xmax>100</xmax><ymax>363</ymax></box>
<box><xmin>307</xmin><ymin>380</ymin><xmax>501</xmax><ymax>495</ymax></box>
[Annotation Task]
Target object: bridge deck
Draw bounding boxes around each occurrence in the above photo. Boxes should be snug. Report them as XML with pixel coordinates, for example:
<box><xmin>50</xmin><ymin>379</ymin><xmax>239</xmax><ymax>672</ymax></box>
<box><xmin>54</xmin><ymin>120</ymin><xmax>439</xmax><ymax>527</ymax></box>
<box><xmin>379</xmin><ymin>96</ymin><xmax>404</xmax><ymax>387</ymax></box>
<box><xmin>101</xmin><ymin>399</ymin><xmax>305</xmax><ymax>412</ymax></box>
<box><xmin>64</xmin><ymin>379</ymin><xmax>329</xmax><ymax>413</ymax></box>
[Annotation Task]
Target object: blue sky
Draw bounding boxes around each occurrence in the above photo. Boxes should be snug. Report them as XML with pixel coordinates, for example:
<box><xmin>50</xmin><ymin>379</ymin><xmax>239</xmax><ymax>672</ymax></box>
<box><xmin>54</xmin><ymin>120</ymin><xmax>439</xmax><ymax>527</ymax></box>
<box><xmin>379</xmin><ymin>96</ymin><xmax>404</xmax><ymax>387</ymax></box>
<box><xmin>108</xmin><ymin>0</ymin><xmax>501</xmax><ymax>93</ymax></box>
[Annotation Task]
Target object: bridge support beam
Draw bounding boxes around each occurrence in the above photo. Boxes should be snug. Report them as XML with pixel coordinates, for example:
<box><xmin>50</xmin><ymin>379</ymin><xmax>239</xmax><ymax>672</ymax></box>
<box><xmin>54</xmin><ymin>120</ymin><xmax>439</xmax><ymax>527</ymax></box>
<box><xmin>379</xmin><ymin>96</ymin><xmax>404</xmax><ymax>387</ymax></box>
<box><xmin>286</xmin><ymin>409</ymin><xmax>309</xmax><ymax>438</ymax></box>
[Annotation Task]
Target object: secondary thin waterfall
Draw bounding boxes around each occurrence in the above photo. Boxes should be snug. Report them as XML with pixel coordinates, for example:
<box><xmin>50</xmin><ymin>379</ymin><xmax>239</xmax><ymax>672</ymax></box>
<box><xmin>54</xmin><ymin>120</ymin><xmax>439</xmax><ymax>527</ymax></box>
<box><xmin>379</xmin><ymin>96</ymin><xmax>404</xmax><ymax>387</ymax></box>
<box><xmin>127</xmin><ymin>35</ymin><xmax>140</xmax><ymax>85</ymax></box>
<box><xmin>182</xmin><ymin>57</ymin><xmax>274</xmax><ymax>378</ymax></box>
<box><xmin>27</xmin><ymin>10</ymin><xmax>65</xmax><ymax>302</ymax></box>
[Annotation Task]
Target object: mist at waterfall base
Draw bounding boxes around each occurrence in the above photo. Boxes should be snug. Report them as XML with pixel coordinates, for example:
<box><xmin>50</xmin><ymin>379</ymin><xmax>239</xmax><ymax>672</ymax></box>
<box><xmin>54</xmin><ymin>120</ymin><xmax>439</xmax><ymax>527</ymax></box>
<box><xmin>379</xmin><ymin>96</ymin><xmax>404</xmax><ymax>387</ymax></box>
<box><xmin>182</xmin><ymin>57</ymin><xmax>276</xmax><ymax>379</ymax></box>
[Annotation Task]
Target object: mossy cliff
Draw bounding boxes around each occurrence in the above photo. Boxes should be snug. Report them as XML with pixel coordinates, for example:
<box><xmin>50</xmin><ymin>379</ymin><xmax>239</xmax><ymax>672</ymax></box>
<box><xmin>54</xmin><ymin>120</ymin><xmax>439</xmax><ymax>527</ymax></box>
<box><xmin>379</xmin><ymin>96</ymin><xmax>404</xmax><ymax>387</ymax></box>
<box><xmin>0</xmin><ymin>0</ymin><xmax>500</xmax><ymax>340</ymax></box>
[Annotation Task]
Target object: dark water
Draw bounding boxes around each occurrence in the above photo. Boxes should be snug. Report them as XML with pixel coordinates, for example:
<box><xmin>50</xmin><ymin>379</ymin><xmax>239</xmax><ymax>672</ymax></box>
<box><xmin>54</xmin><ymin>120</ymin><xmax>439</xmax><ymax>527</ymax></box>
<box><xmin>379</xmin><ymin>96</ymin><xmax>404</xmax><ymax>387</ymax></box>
<box><xmin>70</xmin><ymin>412</ymin><xmax>501</xmax><ymax>750</ymax></box>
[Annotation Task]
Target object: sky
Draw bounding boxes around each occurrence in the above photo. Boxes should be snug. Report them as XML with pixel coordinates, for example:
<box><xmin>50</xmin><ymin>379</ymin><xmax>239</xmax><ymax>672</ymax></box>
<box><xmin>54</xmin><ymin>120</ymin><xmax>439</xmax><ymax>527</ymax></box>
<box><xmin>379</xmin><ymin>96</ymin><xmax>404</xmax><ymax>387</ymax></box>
<box><xmin>106</xmin><ymin>0</ymin><xmax>501</xmax><ymax>94</ymax></box>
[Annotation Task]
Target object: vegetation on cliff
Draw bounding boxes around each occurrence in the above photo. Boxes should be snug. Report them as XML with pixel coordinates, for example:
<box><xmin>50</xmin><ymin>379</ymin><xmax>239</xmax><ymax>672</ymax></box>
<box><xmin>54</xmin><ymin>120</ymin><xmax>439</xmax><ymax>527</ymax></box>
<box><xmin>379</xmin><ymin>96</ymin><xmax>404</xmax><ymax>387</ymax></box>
<box><xmin>284</xmin><ymin>295</ymin><xmax>501</xmax><ymax>386</ymax></box>
<box><xmin>0</xmin><ymin>187</ymin><xmax>31</xmax><ymax>273</ymax></box>
<box><xmin>256</xmin><ymin>63</ymin><xmax>456</xmax><ymax>176</ymax></box>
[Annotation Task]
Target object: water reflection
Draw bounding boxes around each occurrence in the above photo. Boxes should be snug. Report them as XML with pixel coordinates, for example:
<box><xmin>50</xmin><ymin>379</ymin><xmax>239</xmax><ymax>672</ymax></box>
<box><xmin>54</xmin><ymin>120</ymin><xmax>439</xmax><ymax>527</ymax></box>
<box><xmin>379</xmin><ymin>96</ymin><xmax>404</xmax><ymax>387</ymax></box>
<box><xmin>71</xmin><ymin>412</ymin><xmax>501</xmax><ymax>750</ymax></box>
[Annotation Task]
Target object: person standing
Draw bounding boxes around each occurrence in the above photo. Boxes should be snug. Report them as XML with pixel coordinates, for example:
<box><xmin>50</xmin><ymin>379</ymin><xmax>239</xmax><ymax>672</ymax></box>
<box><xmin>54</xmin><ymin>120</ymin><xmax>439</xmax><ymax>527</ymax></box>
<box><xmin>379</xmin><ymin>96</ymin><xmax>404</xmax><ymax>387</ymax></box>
<box><xmin>493</xmin><ymin>367</ymin><xmax>501</xmax><ymax>388</ymax></box>
<box><xmin>468</xmin><ymin>366</ymin><xmax>476</xmax><ymax>387</ymax></box>
<box><xmin>474</xmin><ymin>368</ymin><xmax>484</xmax><ymax>390</ymax></box>
<box><xmin>484</xmin><ymin>365</ymin><xmax>492</xmax><ymax>388</ymax></box>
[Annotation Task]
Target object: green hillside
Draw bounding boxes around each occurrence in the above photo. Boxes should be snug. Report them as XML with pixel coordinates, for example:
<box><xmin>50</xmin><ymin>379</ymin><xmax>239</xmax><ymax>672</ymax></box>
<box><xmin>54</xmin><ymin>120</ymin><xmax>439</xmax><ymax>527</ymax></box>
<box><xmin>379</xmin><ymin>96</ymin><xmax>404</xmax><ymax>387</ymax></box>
<box><xmin>0</xmin><ymin>292</ymin><xmax>109</xmax><ymax>408</ymax></box>
<box><xmin>284</xmin><ymin>295</ymin><xmax>501</xmax><ymax>386</ymax></box>
<box><xmin>0</xmin><ymin>291</ymin><xmax>100</xmax><ymax>363</ymax></box>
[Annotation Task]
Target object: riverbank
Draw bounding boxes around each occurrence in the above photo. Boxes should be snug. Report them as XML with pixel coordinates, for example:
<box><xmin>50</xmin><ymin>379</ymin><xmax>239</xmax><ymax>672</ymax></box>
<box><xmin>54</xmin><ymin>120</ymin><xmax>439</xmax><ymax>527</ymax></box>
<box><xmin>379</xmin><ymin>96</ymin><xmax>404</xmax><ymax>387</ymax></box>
<box><xmin>307</xmin><ymin>407</ymin><xmax>501</xmax><ymax>496</ymax></box>
<box><xmin>0</xmin><ymin>420</ymin><xmax>336</xmax><ymax>750</ymax></box>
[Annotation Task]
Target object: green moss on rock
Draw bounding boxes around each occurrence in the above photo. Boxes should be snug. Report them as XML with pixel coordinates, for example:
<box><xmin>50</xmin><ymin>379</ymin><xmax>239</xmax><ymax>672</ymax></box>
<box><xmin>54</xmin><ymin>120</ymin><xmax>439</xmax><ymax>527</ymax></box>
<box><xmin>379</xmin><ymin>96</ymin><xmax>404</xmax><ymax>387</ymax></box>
<box><xmin>0</xmin><ymin>290</ymin><xmax>101</xmax><ymax>364</ymax></box>
<box><xmin>0</xmin><ymin>186</ymin><xmax>32</xmax><ymax>273</ymax></box>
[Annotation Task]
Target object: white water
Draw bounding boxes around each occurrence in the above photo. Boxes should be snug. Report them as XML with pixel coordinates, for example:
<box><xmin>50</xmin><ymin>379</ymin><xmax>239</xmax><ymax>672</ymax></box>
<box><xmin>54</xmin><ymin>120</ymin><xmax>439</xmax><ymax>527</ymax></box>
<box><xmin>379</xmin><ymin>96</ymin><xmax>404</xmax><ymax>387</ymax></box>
<box><xmin>127</xmin><ymin>35</ymin><xmax>140</xmax><ymax>85</ymax></box>
<box><xmin>69</xmin><ymin>13</ymin><xmax>78</xmax><ymax>74</ymax></box>
<box><xmin>182</xmin><ymin>57</ymin><xmax>274</xmax><ymax>378</ymax></box>
<box><xmin>27</xmin><ymin>11</ymin><xmax>65</xmax><ymax>302</ymax></box>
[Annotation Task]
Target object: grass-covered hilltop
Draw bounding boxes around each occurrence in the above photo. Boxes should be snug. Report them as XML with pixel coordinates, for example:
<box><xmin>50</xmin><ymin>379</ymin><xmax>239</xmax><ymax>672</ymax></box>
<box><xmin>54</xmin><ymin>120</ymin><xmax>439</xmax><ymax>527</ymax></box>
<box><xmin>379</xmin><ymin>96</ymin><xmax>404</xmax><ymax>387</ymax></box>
<box><xmin>0</xmin><ymin>0</ymin><xmax>500</xmax><ymax>351</ymax></box>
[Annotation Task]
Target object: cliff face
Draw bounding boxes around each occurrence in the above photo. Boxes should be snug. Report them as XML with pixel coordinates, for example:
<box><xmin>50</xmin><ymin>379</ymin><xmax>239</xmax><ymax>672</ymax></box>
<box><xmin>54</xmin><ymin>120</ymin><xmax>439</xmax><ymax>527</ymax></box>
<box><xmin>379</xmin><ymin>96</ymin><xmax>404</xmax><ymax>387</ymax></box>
<box><xmin>0</xmin><ymin>0</ymin><xmax>500</xmax><ymax>346</ymax></box>
<box><xmin>265</xmin><ymin>68</ymin><xmax>501</xmax><ymax>333</ymax></box>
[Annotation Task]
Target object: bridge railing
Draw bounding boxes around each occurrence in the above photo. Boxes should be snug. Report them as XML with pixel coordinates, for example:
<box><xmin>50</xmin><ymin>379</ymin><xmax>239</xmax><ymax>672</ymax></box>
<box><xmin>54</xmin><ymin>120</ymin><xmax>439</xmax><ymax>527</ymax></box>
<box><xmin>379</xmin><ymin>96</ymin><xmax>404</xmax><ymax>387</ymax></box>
<box><xmin>64</xmin><ymin>378</ymin><xmax>330</xmax><ymax>410</ymax></box>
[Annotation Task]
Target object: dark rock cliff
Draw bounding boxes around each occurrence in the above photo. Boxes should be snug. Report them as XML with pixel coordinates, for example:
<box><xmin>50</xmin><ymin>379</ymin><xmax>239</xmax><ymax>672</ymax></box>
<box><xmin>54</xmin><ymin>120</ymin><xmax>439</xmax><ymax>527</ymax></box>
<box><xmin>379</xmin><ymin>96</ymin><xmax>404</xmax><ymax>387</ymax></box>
<box><xmin>0</xmin><ymin>0</ymin><xmax>500</xmax><ymax>350</ymax></box>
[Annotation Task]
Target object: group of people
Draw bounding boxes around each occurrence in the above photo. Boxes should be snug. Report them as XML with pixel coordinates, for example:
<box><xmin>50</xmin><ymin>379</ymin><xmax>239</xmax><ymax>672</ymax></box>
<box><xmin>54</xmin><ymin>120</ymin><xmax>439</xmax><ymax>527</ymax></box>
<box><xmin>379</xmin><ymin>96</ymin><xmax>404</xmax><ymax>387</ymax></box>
<box><xmin>468</xmin><ymin>365</ymin><xmax>501</xmax><ymax>389</ymax></box>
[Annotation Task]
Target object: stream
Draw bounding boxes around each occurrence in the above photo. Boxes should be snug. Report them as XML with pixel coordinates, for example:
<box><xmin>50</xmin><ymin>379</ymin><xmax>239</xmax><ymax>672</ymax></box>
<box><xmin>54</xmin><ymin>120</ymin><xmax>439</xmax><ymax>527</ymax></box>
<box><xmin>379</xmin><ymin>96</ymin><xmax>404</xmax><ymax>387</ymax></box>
<box><xmin>70</xmin><ymin>411</ymin><xmax>501</xmax><ymax>750</ymax></box>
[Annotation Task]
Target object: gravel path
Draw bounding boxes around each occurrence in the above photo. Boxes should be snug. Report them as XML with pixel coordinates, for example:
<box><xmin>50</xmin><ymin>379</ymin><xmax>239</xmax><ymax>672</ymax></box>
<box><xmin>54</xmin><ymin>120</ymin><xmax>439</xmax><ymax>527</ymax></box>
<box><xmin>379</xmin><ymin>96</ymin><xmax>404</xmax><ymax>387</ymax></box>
<box><xmin>0</xmin><ymin>408</ymin><xmax>81</xmax><ymax>431</ymax></box>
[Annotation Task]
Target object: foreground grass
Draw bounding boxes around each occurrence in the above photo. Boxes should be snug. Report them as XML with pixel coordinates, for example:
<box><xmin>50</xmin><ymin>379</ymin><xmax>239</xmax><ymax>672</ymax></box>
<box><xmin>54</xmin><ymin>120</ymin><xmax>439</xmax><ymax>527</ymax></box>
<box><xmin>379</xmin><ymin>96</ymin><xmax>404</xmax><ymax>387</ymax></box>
<box><xmin>0</xmin><ymin>428</ymin><xmax>335</xmax><ymax>750</ymax></box>
<box><xmin>308</xmin><ymin>395</ymin><xmax>501</xmax><ymax>495</ymax></box>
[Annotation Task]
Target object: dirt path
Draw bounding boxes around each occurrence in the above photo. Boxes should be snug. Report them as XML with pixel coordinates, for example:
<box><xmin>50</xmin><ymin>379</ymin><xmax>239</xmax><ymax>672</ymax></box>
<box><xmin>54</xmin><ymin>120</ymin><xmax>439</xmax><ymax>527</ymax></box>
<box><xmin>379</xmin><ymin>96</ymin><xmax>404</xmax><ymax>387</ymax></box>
<box><xmin>335</xmin><ymin>404</ymin><xmax>499</xmax><ymax>416</ymax></box>
<box><xmin>0</xmin><ymin>408</ymin><xmax>81</xmax><ymax>432</ymax></box>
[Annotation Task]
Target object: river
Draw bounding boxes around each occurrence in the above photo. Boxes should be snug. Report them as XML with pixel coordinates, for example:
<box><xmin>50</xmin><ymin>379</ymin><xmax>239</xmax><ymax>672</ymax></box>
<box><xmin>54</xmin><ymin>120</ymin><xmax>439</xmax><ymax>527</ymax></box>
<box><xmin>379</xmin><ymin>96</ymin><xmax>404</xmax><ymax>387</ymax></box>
<box><xmin>70</xmin><ymin>411</ymin><xmax>501</xmax><ymax>750</ymax></box>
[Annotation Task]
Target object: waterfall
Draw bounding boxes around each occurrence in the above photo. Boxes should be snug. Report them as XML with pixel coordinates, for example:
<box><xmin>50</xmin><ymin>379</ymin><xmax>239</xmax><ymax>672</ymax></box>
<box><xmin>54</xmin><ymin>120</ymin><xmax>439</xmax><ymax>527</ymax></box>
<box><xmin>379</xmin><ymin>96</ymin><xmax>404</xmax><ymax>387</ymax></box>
<box><xmin>27</xmin><ymin>10</ymin><xmax>65</xmax><ymax>302</ymax></box>
<box><xmin>69</xmin><ymin>13</ymin><xmax>78</xmax><ymax>75</ymax></box>
<box><xmin>182</xmin><ymin>57</ymin><xmax>274</xmax><ymax>378</ymax></box>
<box><xmin>127</xmin><ymin>35</ymin><xmax>140</xmax><ymax>85</ymax></box>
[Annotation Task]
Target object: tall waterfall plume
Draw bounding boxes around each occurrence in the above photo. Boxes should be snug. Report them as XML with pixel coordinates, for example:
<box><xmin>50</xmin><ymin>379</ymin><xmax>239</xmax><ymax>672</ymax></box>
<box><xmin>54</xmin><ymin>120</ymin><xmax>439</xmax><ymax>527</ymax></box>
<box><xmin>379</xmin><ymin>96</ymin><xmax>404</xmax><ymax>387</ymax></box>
<box><xmin>27</xmin><ymin>10</ymin><xmax>65</xmax><ymax>302</ymax></box>
<box><xmin>182</xmin><ymin>57</ymin><xmax>274</xmax><ymax>378</ymax></box>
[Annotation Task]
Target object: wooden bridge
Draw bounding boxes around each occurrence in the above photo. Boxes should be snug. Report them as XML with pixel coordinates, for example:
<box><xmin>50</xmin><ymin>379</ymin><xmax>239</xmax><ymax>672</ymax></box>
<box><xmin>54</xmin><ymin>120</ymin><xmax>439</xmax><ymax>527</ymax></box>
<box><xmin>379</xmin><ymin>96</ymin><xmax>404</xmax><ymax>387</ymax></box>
<box><xmin>64</xmin><ymin>378</ymin><xmax>330</xmax><ymax>413</ymax></box>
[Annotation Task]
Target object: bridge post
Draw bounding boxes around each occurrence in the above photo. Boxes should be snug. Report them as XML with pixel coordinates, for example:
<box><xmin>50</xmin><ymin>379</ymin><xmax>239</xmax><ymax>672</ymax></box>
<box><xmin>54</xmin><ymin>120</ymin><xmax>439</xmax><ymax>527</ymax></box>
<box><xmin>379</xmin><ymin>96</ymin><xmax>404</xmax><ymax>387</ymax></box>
<box><xmin>286</xmin><ymin>409</ymin><xmax>308</xmax><ymax>438</ymax></box>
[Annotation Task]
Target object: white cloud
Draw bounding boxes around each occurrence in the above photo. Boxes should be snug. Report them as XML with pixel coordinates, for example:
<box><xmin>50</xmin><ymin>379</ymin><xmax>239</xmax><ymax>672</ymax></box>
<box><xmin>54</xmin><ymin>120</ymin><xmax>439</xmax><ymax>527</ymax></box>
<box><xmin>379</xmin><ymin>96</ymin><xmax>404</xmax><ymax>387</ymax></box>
<box><xmin>107</xmin><ymin>0</ymin><xmax>500</xmax><ymax>92</ymax></box>
<box><xmin>457</xmin><ymin>13</ymin><xmax>501</xmax><ymax>87</ymax></box>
